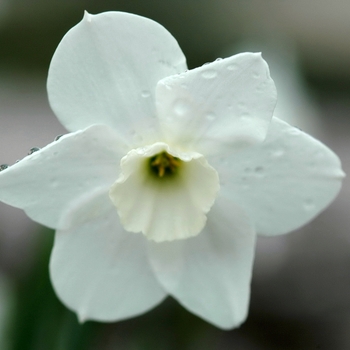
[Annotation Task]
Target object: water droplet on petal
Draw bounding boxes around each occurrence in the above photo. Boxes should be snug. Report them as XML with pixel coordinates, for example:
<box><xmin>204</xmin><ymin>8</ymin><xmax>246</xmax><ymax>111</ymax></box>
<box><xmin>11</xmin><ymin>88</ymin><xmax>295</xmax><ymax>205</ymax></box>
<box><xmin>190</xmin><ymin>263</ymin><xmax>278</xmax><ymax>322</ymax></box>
<box><xmin>227</xmin><ymin>64</ymin><xmax>237</xmax><ymax>71</ymax></box>
<box><xmin>219</xmin><ymin>156</ymin><xmax>228</xmax><ymax>166</ymax></box>
<box><xmin>288</xmin><ymin>128</ymin><xmax>301</xmax><ymax>136</ymax></box>
<box><xmin>254</xmin><ymin>166</ymin><xmax>264</xmax><ymax>177</ymax></box>
<box><xmin>134</xmin><ymin>134</ymin><xmax>143</xmax><ymax>143</ymax></box>
<box><xmin>270</xmin><ymin>149</ymin><xmax>284</xmax><ymax>158</ymax></box>
<box><xmin>303</xmin><ymin>198</ymin><xmax>315</xmax><ymax>211</ymax></box>
<box><xmin>206</xmin><ymin>112</ymin><xmax>216</xmax><ymax>121</ymax></box>
<box><xmin>215</xmin><ymin>57</ymin><xmax>223</xmax><ymax>62</ymax></box>
<box><xmin>28</xmin><ymin>147</ymin><xmax>40</xmax><ymax>155</ymax></box>
<box><xmin>55</xmin><ymin>134</ymin><xmax>63</xmax><ymax>141</ymax></box>
<box><xmin>136</xmin><ymin>147</ymin><xmax>148</xmax><ymax>155</ymax></box>
<box><xmin>201</xmin><ymin>69</ymin><xmax>217</xmax><ymax>79</ymax></box>
<box><xmin>240</xmin><ymin>112</ymin><xmax>251</xmax><ymax>121</ymax></box>
<box><xmin>141</xmin><ymin>90</ymin><xmax>151</xmax><ymax>98</ymax></box>
<box><xmin>173</xmin><ymin>99</ymin><xmax>190</xmax><ymax>117</ymax></box>
<box><xmin>0</xmin><ymin>164</ymin><xmax>9</xmax><ymax>171</ymax></box>
<box><xmin>50</xmin><ymin>178</ymin><xmax>58</xmax><ymax>188</ymax></box>
<box><xmin>130</xmin><ymin>129</ymin><xmax>143</xmax><ymax>143</ymax></box>
<box><xmin>244</xmin><ymin>167</ymin><xmax>252</xmax><ymax>174</ymax></box>
<box><xmin>165</xmin><ymin>84</ymin><xmax>172</xmax><ymax>91</ymax></box>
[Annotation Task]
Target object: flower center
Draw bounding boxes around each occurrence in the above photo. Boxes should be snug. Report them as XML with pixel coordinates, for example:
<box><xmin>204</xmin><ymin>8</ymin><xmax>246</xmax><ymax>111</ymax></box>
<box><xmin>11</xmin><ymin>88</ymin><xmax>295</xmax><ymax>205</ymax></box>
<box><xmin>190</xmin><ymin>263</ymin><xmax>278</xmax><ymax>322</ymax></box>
<box><xmin>149</xmin><ymin>152</ymin><xmax>182</xmax><ymax>177</ymax></box>
<box><xmin>109</xmin><ymin>142</ymin><xmax>220</xmax><ymax>242</ymax></box>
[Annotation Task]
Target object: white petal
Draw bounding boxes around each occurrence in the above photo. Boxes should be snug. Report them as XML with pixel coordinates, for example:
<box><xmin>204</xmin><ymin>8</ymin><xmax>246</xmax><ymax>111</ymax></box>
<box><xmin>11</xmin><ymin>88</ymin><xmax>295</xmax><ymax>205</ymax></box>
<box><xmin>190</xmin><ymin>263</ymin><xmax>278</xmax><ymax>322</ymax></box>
<box><xmin>0</xmin><ymin>125</ymin><xmax>126</xmax><ymax>229</ymax></box>
<box><xmin>215</xmin><ymin>117</ymin><xmax>345</xmax><ymax>236</ymax></box>
<box><xmin>148</xmin><ymin>196</ymin><xmax>256</xmax><ymax>329</ymax></box>
<box><xmin>156</xmin><ymin>53</ymin><xmax>276</xmax><ymax>154</ymax></box>
<box><xmin>109</xmin><ymin>142</ymin><xmax>219</xmax><ymax>242</ymax></box>
<box><xmin>50</xmin><ymin>188</ymin><xmax>166</xmax><ymax>322</ymax></box>
<box><xmin>47</xmin><ymin>11</ymin><xmax>187</xmax><ymax>147</ymax></box>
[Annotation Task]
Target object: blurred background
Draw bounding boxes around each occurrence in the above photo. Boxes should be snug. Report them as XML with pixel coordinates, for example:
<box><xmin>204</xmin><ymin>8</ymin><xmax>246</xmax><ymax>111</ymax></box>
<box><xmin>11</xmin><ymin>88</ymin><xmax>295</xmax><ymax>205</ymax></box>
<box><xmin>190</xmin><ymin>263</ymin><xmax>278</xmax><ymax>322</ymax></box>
<box><xmin>0</xmin><ymin>1</ymin><xmax>349</xmax><ymax>349</ymax></box>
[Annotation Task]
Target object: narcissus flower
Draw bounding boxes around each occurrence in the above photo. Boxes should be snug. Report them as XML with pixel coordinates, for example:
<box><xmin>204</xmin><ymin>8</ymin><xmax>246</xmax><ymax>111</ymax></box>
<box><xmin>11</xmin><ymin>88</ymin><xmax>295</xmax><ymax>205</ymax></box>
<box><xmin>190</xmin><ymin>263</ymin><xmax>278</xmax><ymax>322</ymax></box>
<box><xmin>0</xmin><ymin>12</ymin><xmax>344</xmax><ymax>329</ymax></box>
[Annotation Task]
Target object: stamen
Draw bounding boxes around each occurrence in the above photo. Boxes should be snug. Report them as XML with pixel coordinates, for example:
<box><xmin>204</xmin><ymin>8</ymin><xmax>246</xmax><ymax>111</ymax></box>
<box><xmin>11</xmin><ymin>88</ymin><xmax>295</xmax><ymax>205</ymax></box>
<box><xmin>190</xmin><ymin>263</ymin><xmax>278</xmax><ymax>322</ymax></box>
<box><xmin>149</xmin><ymin>152</ymin><xmax>182</xmax><ymax>177</ymax></box>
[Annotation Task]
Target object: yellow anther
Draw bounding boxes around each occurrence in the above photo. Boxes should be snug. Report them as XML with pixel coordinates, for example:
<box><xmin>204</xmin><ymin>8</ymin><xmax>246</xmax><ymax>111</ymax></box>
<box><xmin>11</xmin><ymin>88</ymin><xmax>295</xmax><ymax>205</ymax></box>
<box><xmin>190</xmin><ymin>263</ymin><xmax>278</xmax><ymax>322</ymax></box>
<box><xmin>149</xmin><ymin>152</ymin><xmax>182</xmax><ymax>177</ymax></box>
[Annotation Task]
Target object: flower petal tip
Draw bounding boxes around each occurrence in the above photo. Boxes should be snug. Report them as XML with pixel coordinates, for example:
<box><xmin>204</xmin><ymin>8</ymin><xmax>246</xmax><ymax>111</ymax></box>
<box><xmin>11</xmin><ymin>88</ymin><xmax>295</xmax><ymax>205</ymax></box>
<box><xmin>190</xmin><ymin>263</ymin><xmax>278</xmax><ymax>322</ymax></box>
<box><xmin>77</xmin><ymin>311</ymin><xmax>88</xmax><ymax>324</ymax></box>
<box><xmin>83</xmin><ymin>10</ymin><xmax>93</xmax><ymax>23</ymax></box>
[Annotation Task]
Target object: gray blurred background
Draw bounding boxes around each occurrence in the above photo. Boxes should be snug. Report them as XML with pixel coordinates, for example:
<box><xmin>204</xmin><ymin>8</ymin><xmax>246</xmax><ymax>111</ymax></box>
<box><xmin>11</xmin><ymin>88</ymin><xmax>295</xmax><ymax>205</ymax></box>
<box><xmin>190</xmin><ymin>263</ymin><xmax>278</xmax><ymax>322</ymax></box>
<box><xmin>0</xmin><ymin>1</ymin><xmax>350</xmax><ymax>349</ymax></box>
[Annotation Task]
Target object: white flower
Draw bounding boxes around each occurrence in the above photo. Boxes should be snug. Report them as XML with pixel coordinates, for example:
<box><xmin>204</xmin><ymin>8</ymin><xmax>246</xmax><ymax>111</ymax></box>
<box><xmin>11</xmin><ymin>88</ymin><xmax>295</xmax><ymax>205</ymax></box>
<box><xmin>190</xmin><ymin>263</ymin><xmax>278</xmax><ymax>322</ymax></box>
<box><xmin>0</xmin><ymin>11</ymin><xmax>344</xmax><ymax>329</ymax></box>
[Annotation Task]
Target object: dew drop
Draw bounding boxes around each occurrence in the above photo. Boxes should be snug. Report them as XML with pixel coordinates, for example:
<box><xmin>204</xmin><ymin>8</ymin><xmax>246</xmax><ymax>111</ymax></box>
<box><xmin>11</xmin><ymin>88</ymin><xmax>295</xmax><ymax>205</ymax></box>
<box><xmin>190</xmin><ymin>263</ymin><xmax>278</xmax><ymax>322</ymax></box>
<box><xmin>0</xmin><ymin>164</ymin><xmax>9</xmax><ymax>171</ymax></box>
<box><xmin>173</xmin><ymin>99</ymin><xmax>190</xmax><ymax>116</ymax></box>
<box><xmin>28</xmin><ymin>147</ymin><xmax>40</xmax><ymax>155</ymax></box>
<box><xmin>201</xmin><ymin>69</ymin><xmax>217</xmax><ymax>79</ymax></box>
<box><xmin>206</xmin><ymin>112</ymin><xmax>216</xmax><ymax>121</ymax></box>
<box><xmin>141</xmin><ymin>90</ymin><xmax>151</xmax><ymax>98</ymax></box>
<box><xmin>270</xmin><ymin>149</ymin><xmax>284</xmax><ymax>158</ymax></box>
<box><xmin>303</xmin><ymin>199</ymin><xmax>315</xmax><ymax>211</ymax></box>
<box><xmin>254</xmin><ymin>166</ymin><xmax>264</xmax><ymax>176</ymax></box>
<box><xmin>288</xmin><ymin>128</ymin><xmax>301</xmax><ymax>136</ymax></box>
<box><xmin>240</xmin><ymin>112</ymin><xmax>251</xmax><ymax>120</ymax></box>
<box><xmin>244</xmin><ymin>167</ymin><xmax>252</xmax><ymax>174</ymax></box>
<box><xmin>215</xmin><ymin>57</ymin><xmax>223</xmax><ymax>62</ymax></box>
<box><xmin>314</xmin><ymin>150</ymin><xmax>325</xmax><ymax>159</ymax></box>
<box><xmin>137</xmin><ymin>148</ymin><xmax>145</xmax><ymax>155</ymax></box>
<box><xmin>137</xmin><ymin>135</ymin><xmax>144</xmax><ymax>143</ymax></box>
<box><xmin>130</xmin><ymin>129</ymin><xmax>142</xmax><ymax>141</ymax></box>
<box><xmin>55</xmin><ymin>134</ymin><xmax>63</xmax><ymax>141</ymax></box>
<box><xmin>50</xmin><ymin>178</ymin><xmax>58</xmax><ymax>188</ymax></box>
<box><xmin>227</xmin><ymin>64</ymin><xmax>237</xmax><ymax>71</ymax></box>
<box><xmin>218</xmin><ymin>156</ymin><xmax>228</xmax><ymax>166</ymax></box>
